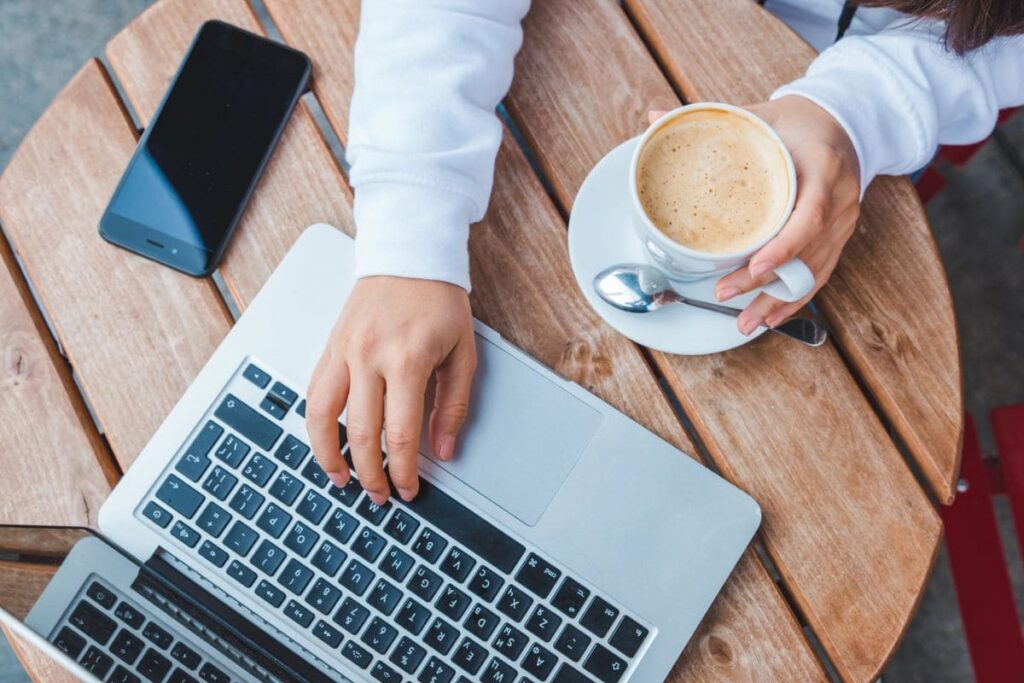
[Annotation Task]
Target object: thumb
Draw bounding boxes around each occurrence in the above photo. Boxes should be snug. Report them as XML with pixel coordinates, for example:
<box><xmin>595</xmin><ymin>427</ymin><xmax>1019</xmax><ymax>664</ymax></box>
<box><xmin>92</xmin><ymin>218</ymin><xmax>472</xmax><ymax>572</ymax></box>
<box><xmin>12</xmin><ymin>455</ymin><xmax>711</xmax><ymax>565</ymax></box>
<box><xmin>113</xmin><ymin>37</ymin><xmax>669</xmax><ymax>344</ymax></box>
<box><xmin>429</xmin><ymin>337</ymin><xmax>477</xmax><ymax>461</ymax></box>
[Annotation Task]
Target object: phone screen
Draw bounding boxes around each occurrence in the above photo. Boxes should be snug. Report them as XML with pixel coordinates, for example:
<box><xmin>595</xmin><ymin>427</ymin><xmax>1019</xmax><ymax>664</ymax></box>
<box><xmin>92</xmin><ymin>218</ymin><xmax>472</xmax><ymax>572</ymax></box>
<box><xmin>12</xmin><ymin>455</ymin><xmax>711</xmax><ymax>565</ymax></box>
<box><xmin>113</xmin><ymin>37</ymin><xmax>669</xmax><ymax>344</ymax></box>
<box><xmin>102</xmin><ymin>21</ymin><xmax>310</xmax><ymax>275</ymax></box>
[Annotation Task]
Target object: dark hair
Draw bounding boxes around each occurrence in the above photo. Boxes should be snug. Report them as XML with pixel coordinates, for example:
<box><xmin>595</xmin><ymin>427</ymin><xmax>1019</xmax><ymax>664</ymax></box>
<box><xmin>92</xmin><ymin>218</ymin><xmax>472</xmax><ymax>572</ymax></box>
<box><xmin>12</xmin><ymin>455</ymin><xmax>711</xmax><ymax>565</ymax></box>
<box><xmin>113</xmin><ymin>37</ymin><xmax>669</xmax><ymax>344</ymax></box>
<box><xmin>854</xmin><ymin>0</ymin><xmax>1024</xmax><ymax>53</ymax></box>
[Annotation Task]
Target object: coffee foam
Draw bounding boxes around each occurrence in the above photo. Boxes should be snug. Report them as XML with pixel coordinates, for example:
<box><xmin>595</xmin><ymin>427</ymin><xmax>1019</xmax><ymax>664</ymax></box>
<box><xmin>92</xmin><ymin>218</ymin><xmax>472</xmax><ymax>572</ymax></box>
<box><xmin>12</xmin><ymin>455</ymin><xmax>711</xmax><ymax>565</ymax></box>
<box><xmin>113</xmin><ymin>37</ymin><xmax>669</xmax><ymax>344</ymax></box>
<box><xmin>636</xmin><ymin>109</ymin><xmax>791</xmax><ymax>254</ymax></box>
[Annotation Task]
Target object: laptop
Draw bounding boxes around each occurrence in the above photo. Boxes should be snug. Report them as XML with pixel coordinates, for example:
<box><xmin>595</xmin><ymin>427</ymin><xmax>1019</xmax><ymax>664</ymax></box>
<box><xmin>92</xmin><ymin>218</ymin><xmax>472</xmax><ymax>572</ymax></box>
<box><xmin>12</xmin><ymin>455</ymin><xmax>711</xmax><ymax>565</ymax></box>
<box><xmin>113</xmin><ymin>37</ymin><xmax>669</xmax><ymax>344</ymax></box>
<box><xmin>0</xmin><ymin>224</ymin><xmax>761</xmax><ymax>682</ymax></box>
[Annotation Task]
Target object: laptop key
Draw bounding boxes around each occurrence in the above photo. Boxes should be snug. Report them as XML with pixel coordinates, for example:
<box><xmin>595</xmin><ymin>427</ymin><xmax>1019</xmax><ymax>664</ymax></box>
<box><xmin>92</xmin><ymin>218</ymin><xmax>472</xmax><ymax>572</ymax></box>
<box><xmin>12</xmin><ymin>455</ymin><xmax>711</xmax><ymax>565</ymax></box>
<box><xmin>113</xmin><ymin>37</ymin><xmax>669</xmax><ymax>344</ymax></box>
<box><xmin>79</xmin><ymin>645</ymin><xmax>114</xmax><ymax>677</ymax></box>
<box><xmin>419</xmin><ymin>657</ymin><xmax>456</xmax><ymax>683</ymax></box>
<box><xmin>177</xmin><ymin>422</ymin><xmax>222</xmax><ymax>475</ymax></box>
<box><xmin>301</xmin><ymin>457</ymin><xmax>330</xmax><ymax>489</ymax></box>
<box><xmin>170</xmin><ymin>642</ymin><xmax>201</xmax><ymax>670</ymax></box>
<box><xmin>409</xmin><ymin>565</ymin><xmax>444</xmax><ymax>601</ymax></box>
<box><xmin>609</xmin><ymin>616</ymin><xmax>648</xmax><ymax>657</ymax></box>
<box><xmin>203</xmin><ymin>466</ymin><xmax>238</xmax><ymax>501</ymax></box>
<box><xmin>86</xmin><ymin>581</ymin><xmax>117</xmax><ymax>609</ymax></box>
<box><xmin>228</xmin><ymin>484</ymin><xmax>264</xmax><ymax>520</ymax></box>
<box><xmin>242</xmin><ymin>453</ymin><xmax>276</xmax><ymax>487</ymax></box>
<box><xmin>198</xmin><ymin>540</ymin><xmax>228</xmax><ymax>567</ymax></box>
<box><xmin>69</xmin><ymin>600</ymin><xmax>116</xmax><ymax>644</ymax></box>
<box><xmin>295</xmin><ymin>490</ymin><xmax>331</xmax><ymax>525</ymax></box>
<box><xmin>278</xmin><ymin>558</ymin><xmax>314</xmax><ymax>595</ymax></box>
<box><xmin>53</xmin><ymin>626</ymin><xmax>86</xmax><ymax>658</ymax></box>
<box><xmin>423</xmin><ymin>617</ymin><xmax>459</xmax><ymax>655</ymax></box>
<box><xmin>516</xmin><ymin>553</ymin><xmax>561</xmax><ymax>599</ymax></box>
<box><xmin>110</xmin><ymin>629</ymin><xmax>145</xmax><ymax>664</ymax></box>
<box><xmin>312</xmin><ymin>620</ymin><xmax>343</xmax><ymax>648</ymax></box>
<box><xmin>481</xmin><ymin>657</ymin><xmax>516</xmax><ymax>683</ymax></box>
<box><xmin>554</xmin><ymin>624</ymin><xmax>591</xmax><ymax>662</ymax></box>
<box><xmin>390</xmin><ymin>636</ymin><xmax>427</xmax><ymax>674</ymax></box>
<box><xmin>492</xmin><ymin>623</ymin><xmax>528</xmax><ymax>662</ymax></box>
<box><xmin>256</xmin><ymin>503</ymin><xmax>292</xmax><ymax>539</ymax></box>
<box><xmin>273</xmin><ymin>435</ymin><xmax>309</xmax><ymax>469</ymax></box>
<box><xmin>251</xmin><ymin>540</ymin><xmax>286</xmax><ymax>576</ymax></box>
<box><xmin>370</xmin><ymin>578</ymin><xmax>403</xmax><ymax>615</ymax></box>
<box><xmin>284</xmin><ymin>521</ymin><xmax>319</xmax><ymax>557</ymax></box>
<box><xmin>197</xmin><ymin>502</ymin><xmax>231</xmax><ymax>538</ymax></box>
<box><xmin>354</xmin><ymin>528</ymin><xmax>387</xmax><ymax>562</ymax></box>
<box><xmin>170</xmin><ymin>521</ymin><xmax>200</xmax><ymax>548</ymax></box>
<box><xmin>465</xmin><ymin>603</ymin><xmax>500</xmax><ymax>641</ymax></box>
<box><xmin>579</xmin><ymin>597</ymin><xmax>618</xmax><ymax>638</ymax></box>
<box><xmin>380</xmin><ymin>546</ymin><xmax>415</xmax><ymax>582</ymax></box>
<box><xmin>327</xmin><ymin>477</ymin><xmax>362</xmax><ymax>507</ymax></box>
<box><xmin>156</xmin><ymin>475</ymin><xmax>204</xmax><ymax>518</ymax></box>
<box><xmin>468</xmin><ymin>565</ymin><xmax>504</xmax><ymax>602</ymax></box>
<box><xmin>223</xmin><ymin>521</ymin><xmax>258</xmax><ymax>556</ymax></box>
<box><xmin>255</xmin><ymin>579</ymin><xmax>286</xmax><ymax>608</ymax></box>
<box><xmin>311</xmin><ymin>540</ymin><xmax>347</xmax><ymax>576</ymax></box>
<box><xmin>340</xmin><ymin>558</ymin><xmax>375</xmax><ymax>595</ymax></box>
<box><xmin>341</xmin><ymin>640</ymin><xmax>372</xmax><ymax>669</ymax></box>
<box><xmin>214</xmin><ymin>434</ymin><xmax>249</xmax><ymax>468</ymax></box>
<box><xmin>296</xmin><ymin>399</ymin><xmax>306</xmax><ymax>418</ymax></box>
<box><xmin>243</xmin><ymin>363</ymin><xmax>271</xmax><ymax>388</ymax></box>
<box><xmin>551</xmin><ymin>577</ymin><xmax>590</xmax><ymax>618</ymax></box>
<box><xmin>371</xmin><ymin>661</ymin><xmax>402</xmax><ymax>682</ymax></box>
<box><xmin>334</xmin><ymin>597</ymin><xmax>370</xmax><ymax>634</ymax></box>
<box><xmin>260</xmin><ymin>396</ymin><xmax>286</xmax><ymax>420</ymax></box>
<box><xmin>138</xmin><ymin>648</ymin><xmax>172</xmax><ymax>682</ymax></box>
<box><xmin>525</xmin><ymin>606</ymin><xmax>561</xmax><ymax>643</ymax></box>
<box><xmin>108</xmin><ymin>665</ymin><xmax>142</xmax><ymax>683</ymax></box>
<box><xmin>453</xmin><ymin>637</ymin><xmax>487</xmax><ymax>675</ymax></box>
<box><xmin>362</xmin><ymin>617</ymin><xmax>398</xmax><ymax>654</ymax></box>
<box><xmin>356</xmin><ymin>496</ymin><xmax>391</xmax><ymax>525</ymax></box>
<box><xmin>168</xmin><ymin>669</ymin><xmax>199</xmax><ymax>683</ymax></box>
<box><xmin>227</xmin><ymin>559</ymin><xmax>257</xmax><ymax>587</ymax></box>
<box><xmin>269</xmin><ymin>381</ymin><xmax>298</xmax><ymax>409</ymax></box>
<box><xmin>584</xmin><ymin>644</ymin><xmax>628</xmax><ymax>683</ymax></box>
<box><xmin>440</xmin><ymin>547</ymin><xmax>476</xmax><ymax>583</ymax></box>
<box><xmin>522</xmin><ymin>643</ymin><xmax>556</xmax><ymax>680</ymax></box>
<box><xmin>305</xmin><ymin>578</ymin><xmax>342</xmax><ymax>615</ymax></box>
<box><xmin>436</xmin><ymin>584</ymin><xmax>471</xmax><ymax>621</ymax></box>
<box><xmin>142</xmin><ymin>622</ymin><xmax>172</xmax><ymax>650</ymax></box>
<box><xmin>412</xmin><ymin>528</ymin><xmax>448</xmax><ymax>564</ymax></box>
<box><xmin>384</xmin><ymin>509</ymin><xmax>419</xmax><ymax>544</ymax></box>
<box><xmin>396</xmin><ymin>597</ymin><xmax>431</xmax><ymax>635</ymax></box>
<box><xmin>215</xmin><ymin>394</ymin><xmax>282</xmax><ymax>450</ymax></box>
<box><xmin>114</xmin><ymin>602</ymin><xmax>144</xmax><ymax>629</ymax></box>
<box><xmin>198</xmin><ymin>662</ymin><xmax>230</xmax><ymax>682</ymax></box>
<box><xmin>268</xmin><ymin>471</ymin><xmax>304</xmax><ymax>505</ymax></box>
<box><xmin>551</xmin><ymin>664</ymin><xmax>590</xmax><ymax>682</ymax></box>
<box><xmin>284</xmin><ymin>600</ymin><xmax>315</xmax><ymax>628</ymax></box>
<box><xmin>324</xmin><ymin>508</ymin><xmax>360</xmax><ymax>544</ymax></box>
<box><xmin>496</xmin><ymin>585</ymin><xmax>533</xmax><ymax>622</ymax></box>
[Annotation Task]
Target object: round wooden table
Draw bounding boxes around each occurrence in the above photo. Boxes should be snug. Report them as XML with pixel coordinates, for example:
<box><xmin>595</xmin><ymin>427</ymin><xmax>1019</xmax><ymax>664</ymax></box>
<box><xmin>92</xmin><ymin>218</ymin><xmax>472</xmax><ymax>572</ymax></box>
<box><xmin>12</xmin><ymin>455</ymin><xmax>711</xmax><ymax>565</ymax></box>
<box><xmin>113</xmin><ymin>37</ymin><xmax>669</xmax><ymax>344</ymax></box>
<box><xmin>0</xmin><ymin>1</ymin><xmax>962</xmax><ymax>681</ymax></box>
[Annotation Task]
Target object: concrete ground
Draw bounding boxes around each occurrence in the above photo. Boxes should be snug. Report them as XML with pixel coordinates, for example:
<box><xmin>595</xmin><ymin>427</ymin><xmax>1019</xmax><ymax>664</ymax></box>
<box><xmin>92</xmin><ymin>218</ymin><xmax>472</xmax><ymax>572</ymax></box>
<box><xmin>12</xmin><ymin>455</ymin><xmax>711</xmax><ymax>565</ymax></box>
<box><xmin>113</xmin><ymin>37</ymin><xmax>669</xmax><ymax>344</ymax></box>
<box><xmin>0</xmin><ymin>1</ymin><xmax>1021</xmax><ymax>681</ymax></box>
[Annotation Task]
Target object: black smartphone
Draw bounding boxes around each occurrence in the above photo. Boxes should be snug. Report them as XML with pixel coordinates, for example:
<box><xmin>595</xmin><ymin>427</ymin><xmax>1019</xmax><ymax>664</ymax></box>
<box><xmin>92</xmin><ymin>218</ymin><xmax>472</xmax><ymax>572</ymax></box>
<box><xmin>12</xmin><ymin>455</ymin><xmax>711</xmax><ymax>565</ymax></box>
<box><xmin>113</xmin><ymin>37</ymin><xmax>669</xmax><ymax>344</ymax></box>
<box><xmin>100</xmin><ymin>21</ymin><xmax>311</xmax><ymax>276</ymax></box>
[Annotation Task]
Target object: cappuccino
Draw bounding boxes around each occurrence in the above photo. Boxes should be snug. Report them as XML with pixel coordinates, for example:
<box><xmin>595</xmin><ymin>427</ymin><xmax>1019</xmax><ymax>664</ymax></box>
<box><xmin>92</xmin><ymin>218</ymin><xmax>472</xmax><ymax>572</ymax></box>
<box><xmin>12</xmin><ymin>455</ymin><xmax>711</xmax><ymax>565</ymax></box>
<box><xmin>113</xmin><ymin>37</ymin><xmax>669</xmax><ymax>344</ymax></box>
<box><xmin>636</xmin><ymin>109</ymin><xmax>791</xmax><ymax>254</ymax></box>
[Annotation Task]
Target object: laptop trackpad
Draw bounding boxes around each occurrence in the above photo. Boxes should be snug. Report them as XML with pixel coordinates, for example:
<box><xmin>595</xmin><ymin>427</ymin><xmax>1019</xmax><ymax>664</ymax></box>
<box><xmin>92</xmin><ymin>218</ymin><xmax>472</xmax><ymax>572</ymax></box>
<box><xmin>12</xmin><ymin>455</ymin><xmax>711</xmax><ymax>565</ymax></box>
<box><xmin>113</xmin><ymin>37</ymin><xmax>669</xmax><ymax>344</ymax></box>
<box><xmin>421</xmin><ymin>335</ymin><xmax>602</xmax><ymax>526</ymax></box>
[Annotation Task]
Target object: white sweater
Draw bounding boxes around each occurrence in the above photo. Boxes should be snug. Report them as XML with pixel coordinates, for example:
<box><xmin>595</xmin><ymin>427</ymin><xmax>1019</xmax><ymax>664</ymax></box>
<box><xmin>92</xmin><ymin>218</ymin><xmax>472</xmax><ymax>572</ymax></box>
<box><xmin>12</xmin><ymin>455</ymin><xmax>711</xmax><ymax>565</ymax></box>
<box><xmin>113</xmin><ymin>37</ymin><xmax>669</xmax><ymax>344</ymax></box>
<box><xmin>347</xmin><ymin>0</ymin><xmax>1024</xmax><ymax>291</ymax></box>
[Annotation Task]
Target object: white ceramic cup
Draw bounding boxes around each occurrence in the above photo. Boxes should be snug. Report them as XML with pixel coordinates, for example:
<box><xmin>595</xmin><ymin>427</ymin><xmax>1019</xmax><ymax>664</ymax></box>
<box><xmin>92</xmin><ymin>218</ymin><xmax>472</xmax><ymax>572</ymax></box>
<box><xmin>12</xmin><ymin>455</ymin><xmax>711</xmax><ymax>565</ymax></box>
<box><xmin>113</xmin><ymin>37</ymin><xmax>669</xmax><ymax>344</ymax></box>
<box><xmin>628</xmin><ymin>103</ymin><xmax>814</xmax><ymax>303</ymax></box>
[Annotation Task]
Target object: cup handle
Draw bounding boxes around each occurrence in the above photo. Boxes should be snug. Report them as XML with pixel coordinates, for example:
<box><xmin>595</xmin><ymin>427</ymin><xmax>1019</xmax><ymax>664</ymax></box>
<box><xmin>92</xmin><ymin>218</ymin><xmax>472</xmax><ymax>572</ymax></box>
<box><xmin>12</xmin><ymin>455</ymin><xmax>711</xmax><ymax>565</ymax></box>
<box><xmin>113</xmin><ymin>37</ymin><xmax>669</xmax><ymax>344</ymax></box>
<box><xmin>759</xmin><ymin>258</ymin><xmax>815</xmax><ymax>303</ymax></box>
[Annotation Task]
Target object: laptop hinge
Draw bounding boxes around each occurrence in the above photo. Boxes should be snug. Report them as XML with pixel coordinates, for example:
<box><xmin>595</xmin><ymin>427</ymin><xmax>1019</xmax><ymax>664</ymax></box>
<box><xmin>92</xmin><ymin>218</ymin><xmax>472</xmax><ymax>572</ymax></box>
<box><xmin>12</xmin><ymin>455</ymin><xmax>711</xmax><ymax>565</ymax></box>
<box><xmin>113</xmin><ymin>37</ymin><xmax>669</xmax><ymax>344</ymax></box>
<box><xmin>134</xmin><ymin>550</ymin><xmax>336</xmax><ymax>683</ymax></box>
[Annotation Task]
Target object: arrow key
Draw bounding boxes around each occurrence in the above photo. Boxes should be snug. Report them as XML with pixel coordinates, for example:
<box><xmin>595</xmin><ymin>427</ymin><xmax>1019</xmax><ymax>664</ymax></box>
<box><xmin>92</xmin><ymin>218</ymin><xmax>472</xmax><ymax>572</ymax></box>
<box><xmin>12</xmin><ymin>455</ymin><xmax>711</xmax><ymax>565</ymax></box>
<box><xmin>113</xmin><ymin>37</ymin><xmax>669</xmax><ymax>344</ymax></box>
<box><xmin>584</xmin><ymin>643</ymin><xmax>628</xmax><ymax>683</ymax></box>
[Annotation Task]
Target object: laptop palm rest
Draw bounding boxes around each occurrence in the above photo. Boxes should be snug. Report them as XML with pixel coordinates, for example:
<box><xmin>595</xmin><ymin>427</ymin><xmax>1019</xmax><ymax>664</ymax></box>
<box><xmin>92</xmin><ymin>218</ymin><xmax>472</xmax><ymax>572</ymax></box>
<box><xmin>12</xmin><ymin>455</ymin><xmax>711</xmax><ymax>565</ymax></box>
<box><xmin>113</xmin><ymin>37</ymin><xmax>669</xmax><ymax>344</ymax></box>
<box><xmin>421</xmin><ymin>334</ymin><xmax>602</xmax><ymax>526</ymax></box>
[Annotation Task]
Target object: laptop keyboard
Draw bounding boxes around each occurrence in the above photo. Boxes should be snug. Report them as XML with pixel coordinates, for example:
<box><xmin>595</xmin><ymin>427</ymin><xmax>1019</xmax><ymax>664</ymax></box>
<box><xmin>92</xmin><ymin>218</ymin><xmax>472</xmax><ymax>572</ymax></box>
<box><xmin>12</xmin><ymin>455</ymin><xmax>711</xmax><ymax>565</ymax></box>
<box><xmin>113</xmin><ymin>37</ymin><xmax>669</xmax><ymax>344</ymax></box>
<box><xmin>137</xmin><ymin>360</ymin><xmax>651</xmax><ymax>682</ymax></box>
<box><xmin>49</xmin><ymin>578</ymin><xmax>233</xmax><ymax>683</ymax></box>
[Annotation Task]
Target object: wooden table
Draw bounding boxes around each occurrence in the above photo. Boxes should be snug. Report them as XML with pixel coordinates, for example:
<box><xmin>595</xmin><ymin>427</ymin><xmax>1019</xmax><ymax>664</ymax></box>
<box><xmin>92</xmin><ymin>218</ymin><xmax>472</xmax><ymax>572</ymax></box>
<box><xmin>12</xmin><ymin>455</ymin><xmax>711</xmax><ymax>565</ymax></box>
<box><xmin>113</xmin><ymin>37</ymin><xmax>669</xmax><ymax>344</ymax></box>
<box><xmin>0</xmin><ymin>1</ymin><xmax>962</xmax><ymax>681</ymax></box>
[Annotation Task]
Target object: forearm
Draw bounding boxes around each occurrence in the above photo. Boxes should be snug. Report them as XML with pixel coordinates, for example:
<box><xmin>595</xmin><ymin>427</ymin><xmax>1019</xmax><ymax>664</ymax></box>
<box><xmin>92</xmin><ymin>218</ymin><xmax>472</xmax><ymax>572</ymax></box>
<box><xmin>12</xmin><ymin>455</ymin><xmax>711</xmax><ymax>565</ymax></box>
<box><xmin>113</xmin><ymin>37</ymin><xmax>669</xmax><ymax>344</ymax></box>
<box><xmin>347</xmin><ymin>0</ymin><xmax>530</xmax><ymax>291</ymax></box>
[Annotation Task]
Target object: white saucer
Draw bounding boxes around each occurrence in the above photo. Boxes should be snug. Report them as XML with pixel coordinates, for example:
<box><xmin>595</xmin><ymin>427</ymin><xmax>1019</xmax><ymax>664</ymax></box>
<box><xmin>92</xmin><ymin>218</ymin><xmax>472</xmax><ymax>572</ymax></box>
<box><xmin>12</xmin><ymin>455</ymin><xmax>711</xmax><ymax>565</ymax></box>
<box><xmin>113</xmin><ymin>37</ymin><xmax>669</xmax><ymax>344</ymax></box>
<box><xmin>568</xmin><ymin>137</ymin><xmax>766</xmax><ymax>355</ymax></box>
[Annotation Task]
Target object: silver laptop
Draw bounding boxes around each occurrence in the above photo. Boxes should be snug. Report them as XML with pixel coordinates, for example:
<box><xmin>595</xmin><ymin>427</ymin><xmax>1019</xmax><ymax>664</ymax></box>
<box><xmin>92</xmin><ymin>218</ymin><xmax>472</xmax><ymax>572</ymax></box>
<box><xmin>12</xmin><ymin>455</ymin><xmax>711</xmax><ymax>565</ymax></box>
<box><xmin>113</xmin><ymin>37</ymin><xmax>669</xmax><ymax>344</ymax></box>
<box><xmin>1</xmin><ymin>224</ymin><xmax>760</xmax><ymax>682</ymax></box>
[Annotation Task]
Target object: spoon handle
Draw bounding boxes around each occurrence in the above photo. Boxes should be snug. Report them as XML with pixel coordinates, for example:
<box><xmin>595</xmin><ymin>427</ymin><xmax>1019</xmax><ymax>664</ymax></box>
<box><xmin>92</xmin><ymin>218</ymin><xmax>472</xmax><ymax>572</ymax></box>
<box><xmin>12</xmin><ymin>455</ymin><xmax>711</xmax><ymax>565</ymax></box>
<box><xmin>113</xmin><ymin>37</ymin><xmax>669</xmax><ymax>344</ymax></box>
<box><xmin>669</xmin><ymin>293</ymin><xmax>741</xmax><ymax>318</ymax></box>
<box><xmin>670</xmin><ymin>292</ymin><xmax>827</xmax><ymax>347</ymax></box>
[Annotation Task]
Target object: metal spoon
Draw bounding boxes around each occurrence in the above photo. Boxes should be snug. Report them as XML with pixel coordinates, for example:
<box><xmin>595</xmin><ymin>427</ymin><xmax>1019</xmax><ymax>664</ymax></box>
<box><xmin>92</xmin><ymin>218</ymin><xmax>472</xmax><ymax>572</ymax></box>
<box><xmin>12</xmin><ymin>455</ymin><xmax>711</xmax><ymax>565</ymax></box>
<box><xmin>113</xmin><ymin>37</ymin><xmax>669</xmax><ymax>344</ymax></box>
<box><xmin>594</xmin><ymin>263</ymin><xmax>827</xmax><ymax>347</ymax></box>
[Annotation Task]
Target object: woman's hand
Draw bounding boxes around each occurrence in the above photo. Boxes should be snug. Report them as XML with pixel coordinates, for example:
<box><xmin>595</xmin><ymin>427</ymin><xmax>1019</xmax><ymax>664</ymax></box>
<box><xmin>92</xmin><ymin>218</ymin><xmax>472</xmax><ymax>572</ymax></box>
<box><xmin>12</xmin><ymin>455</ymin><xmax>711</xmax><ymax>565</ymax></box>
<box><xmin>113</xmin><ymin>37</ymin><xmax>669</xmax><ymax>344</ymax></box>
<box><xmin>648</xmin><ymin>96</ymin><xmax>861</xmax><ymax>333</ymax></box>
<box><xmin>306</xmin><ymin>276</ymin><xmax>476</xmax><ymax>505</ymax></box>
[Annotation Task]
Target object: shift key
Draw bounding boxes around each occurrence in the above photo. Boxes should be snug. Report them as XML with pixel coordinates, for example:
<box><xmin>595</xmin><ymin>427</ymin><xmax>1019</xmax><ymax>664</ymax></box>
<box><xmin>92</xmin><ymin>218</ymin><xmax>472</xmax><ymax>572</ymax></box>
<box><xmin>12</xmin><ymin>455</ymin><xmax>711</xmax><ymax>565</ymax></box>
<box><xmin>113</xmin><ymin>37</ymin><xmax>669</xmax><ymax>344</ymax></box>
<box><xmin>214</xmin><ymin>394</ymin><xmax>282</xmax><ymax>450</ymax></box>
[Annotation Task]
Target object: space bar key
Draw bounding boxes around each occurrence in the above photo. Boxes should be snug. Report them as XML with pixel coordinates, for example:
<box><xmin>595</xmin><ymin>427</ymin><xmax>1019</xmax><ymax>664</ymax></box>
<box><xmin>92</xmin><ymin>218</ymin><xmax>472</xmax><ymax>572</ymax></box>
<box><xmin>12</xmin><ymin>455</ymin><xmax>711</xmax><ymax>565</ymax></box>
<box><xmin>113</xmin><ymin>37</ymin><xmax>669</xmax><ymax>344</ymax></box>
<box><xmin>403</xmin><ymin>477</ymin><xmax>525</xmax><ymax>574</ymax></box>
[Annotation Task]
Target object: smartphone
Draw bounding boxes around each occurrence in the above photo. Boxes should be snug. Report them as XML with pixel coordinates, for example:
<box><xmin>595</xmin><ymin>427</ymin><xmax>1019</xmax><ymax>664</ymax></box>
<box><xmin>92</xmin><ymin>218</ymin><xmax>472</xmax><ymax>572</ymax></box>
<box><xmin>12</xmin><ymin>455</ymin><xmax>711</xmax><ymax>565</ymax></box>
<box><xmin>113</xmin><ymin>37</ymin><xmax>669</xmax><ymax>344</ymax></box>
<box><xmin>100</xmin><ymin>21</ymin><xmax>311</xmax><ymax>276</ymax></box>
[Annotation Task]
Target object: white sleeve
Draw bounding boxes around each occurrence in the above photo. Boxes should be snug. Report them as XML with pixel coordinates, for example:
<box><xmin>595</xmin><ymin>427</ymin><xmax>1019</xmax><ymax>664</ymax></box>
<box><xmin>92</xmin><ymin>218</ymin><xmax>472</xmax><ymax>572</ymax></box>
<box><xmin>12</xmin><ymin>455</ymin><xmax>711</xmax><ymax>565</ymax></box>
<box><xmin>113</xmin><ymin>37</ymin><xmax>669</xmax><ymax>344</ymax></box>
<box><xmin>346</xmin><ymin>0</ymin><xmax>530</xmax><ymax>291</ymax></box>
<box><xmin>772</xmin><ymin>20</ymin><xmax>1024</xmax><ymax>195</ymax></box>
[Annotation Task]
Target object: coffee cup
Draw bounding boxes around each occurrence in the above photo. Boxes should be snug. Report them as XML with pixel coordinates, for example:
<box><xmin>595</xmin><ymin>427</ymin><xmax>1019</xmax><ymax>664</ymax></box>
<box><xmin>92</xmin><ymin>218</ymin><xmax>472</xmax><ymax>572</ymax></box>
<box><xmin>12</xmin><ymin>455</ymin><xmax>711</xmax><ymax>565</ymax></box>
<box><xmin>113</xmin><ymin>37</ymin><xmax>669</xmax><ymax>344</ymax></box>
<box><xmin>628</xmin><ymin>103</ymin><xmax>813</xmax><ymax>303</ymax></box>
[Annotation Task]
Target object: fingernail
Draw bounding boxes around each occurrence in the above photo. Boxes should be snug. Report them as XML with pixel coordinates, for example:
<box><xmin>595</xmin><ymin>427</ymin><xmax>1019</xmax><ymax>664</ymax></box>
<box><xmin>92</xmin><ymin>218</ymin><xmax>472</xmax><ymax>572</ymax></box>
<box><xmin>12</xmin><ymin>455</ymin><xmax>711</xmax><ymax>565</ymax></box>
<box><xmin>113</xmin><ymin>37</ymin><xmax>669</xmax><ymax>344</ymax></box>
<box><xmin>369</xmin><ymin>491</ymin><xmax>389</xmax><ymax>506</ymax></box>
<box><xmin>765</xmin><ymin>313</ymin><xmax>785</xmax><ymax>328</ymax></box>
<box><xmin>740</xmin><ymin>317</ymin><xmax>763</xmax><ymax>336</ymax></box>
<box><xmin>397</xmin><ymin>487</ymin><xmax>417</xmax><ymax>502</ymax></box>
<box><xmin>438</xmin><ymin>435</ymin><xmax>455</xmax><ymax>461</ymax></box>
<box><xmin>327</xmin><ymin>471</ymin><xmax>348</xmax><ymax>488</ymax></box>
<box><xmin>717</xmin><ymin>287</ymin><xmax>739</xmax><ymax>302</ymax></box>
<box><xmin>749</xmin><ymin>261</ymin><xmax>772</xmax><ymax>278</ymax></box>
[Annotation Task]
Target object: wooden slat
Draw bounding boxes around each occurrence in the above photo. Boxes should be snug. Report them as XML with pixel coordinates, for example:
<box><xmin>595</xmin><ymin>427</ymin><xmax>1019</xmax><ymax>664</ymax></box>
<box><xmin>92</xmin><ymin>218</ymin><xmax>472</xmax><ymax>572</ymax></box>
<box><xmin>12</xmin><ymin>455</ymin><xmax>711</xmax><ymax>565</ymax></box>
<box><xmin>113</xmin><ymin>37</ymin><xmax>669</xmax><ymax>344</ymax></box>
<box><xmin>0</xmin><ymin>561</ymin><xmax>68</xmax><ymax>683</ymax></box>
<box><xmin>0</xmin><ymin>234</ymin><xmax>113</xmax><ymax>528</ymax></box>
<box><xmin>0</xmin><ymin>60</ymin><xmax>232</xmax><ymax>470</ymax></box>
<box><xmin>502</xmin><ymin>2</ymin><xmax>942</xmax><ymax>680</ymax></box>
<box><xmin>624</xmin><ymin>0</ymin><xmax>962</xmax><ymax>506</ymax></box>
<box><xmin>264</xmin><ymin>1</ymin><xmax>828</xmax><ymax>679</ymax></box>
<box><xmin>0</xmin><ymin>527</ymin><xmax>90</xmax><ymax>560</ymax></box>
<box><xmin>105</xmin><ymin>0</ymin><xmax>355</xmax><ymax>311</ymax></box>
